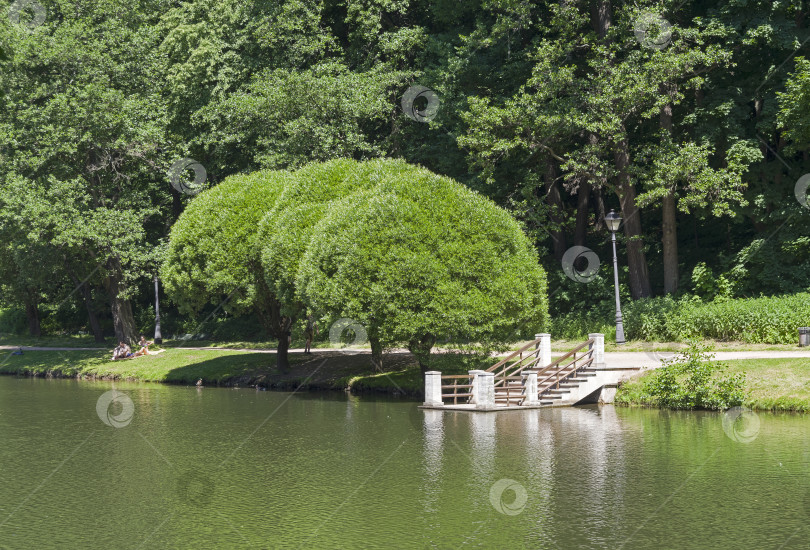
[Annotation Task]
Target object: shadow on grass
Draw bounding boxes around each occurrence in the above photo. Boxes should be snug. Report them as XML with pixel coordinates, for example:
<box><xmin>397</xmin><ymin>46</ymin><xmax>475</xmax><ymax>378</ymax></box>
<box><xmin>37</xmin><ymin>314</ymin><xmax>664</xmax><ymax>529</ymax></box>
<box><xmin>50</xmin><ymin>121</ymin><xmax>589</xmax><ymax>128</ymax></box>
<box><xmin>0</xmin><ymin>347</ymin><xmax>500</xmax><ymax>399</ymax></box>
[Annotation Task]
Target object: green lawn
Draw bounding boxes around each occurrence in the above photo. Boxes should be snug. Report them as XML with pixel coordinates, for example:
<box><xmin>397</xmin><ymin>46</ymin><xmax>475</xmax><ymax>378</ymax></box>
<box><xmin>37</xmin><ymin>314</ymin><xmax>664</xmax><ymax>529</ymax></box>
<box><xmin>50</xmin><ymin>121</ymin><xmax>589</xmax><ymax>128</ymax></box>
<box><xmin>0</xmin><ymin>348</ymin><xmax>290</xmax><ymax>384</ymax></box>
<box><xmin>617</xmin><ymin>357</ymin><xmax>810</xmax><ymax>412</ymax></box>
<box><xmin>4</xmin><ymin>333</ymin><xmax>805</xmax><ymax>354</ymax></box>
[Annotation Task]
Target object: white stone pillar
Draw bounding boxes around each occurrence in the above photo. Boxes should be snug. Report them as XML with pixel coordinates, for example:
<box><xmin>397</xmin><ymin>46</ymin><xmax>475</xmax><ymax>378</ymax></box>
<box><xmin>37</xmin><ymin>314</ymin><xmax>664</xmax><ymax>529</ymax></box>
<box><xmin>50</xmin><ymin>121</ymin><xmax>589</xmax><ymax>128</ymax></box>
<box><xmin>476</xmin><ymin>372</ymin><xmax>495</xmax><ymax>410</ymax></box>
<box><xmin>588</xmin><ymin>333</ymin><xmax>606</xmax><ymax>369</ymax></box>
<box><xmin>522</xmin><ymin>371</ymin><xmax>539</xmax><ymax>405</ymax></box>
<box><xmin>468</xmin><ymin>370</ymin><xmax>485</xmax><ymax>405</ymax></box>
<box><xmin>535</xmin><ymin>333</ymin><xmax>551</xmax><ymax>368</ymax></box>
<box><xmin>423</xmin><ymin>371</ymin><xmax>443</xmax><ymax>407</ymax></box>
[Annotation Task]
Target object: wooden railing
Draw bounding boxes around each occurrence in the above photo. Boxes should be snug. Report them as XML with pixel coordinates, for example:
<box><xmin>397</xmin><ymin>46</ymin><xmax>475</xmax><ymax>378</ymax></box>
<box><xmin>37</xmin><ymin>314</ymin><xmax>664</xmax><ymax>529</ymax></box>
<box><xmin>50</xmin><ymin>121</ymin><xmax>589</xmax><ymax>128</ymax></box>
<box><xmin>440</xmin><ymin>375</ymin><xmax>473</xmax><ymax>404</ymax></box>
<box><xmin>531</xmin><ymin>338</ymin><xmax>595</xmax><ymax>398</ymax></box>
<box><xmin>487</xmin><ymin>336</ymin><xmax>546</xmax><ymax>389</ymax></box>
<box><xmin>437</xmin><ymin>336</ymin><xmax>596</xmax><ymax>406</ymax></box>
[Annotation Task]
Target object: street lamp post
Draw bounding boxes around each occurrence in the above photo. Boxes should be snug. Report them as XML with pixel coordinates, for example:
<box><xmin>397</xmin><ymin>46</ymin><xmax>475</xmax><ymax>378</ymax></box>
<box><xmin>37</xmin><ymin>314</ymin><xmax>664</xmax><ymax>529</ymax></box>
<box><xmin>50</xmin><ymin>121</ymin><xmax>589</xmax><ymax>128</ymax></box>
<box><xmin>605</xmin><ymin>209</ymin><xmax>626</xmax><ymax>345</ymax></box>
<box><xmin>154</xmin><ymin>274</ymin><xmax>163</xmax><ymax>344</ymax></box>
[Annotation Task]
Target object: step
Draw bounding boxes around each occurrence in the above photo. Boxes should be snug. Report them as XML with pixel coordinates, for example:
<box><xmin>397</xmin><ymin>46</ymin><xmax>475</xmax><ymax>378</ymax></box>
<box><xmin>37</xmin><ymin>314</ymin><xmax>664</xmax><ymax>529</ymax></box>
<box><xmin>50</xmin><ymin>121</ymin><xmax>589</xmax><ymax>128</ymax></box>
<box><xmin>539</xmin><ymin>400</ymin><xmax>556</xmax><ymax>406</ymax></box>
<box><xmin>558</xmin><ymin>382</ymin><xmax>582</xmax><ymax>388</ymax></box>
<box><xmin>544</xmin><ymin>389</ymin><xmax>570</xmax><ymax>395</ymax></box>
<box><xmin>541</xmin><ymin>394</ymin><xmax>563</xmax><ymax>400</ymax></box>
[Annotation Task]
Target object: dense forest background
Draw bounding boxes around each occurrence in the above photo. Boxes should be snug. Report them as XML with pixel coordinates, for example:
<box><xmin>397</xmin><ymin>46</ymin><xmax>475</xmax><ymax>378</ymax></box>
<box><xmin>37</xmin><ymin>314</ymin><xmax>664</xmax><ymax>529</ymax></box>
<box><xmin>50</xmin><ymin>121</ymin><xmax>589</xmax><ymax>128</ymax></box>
<box><xmin>2</xmin><ymin>0</ymin><xmax>810</xmax><ymax>342</ymax></box>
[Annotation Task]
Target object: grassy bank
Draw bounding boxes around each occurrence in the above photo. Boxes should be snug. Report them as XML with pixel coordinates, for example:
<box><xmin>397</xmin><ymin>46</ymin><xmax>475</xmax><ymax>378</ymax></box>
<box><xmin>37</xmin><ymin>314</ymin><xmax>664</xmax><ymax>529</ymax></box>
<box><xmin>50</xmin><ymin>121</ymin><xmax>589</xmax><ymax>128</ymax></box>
<box><xmin>616</xmin><ymin>357</ymin><xmax>810</xmax><ymax>412</ymax></box>
<box><xmin>0</xmin><ymin>347</ymin><xmax>487</xmax><ymax>397</ymax></box>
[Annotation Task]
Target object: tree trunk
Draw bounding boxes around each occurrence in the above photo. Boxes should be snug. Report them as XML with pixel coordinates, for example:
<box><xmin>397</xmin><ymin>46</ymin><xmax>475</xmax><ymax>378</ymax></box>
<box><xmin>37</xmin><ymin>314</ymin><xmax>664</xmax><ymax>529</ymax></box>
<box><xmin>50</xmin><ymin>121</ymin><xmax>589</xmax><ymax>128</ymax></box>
<box><xmin>103</xmin><ymin>256</ymin><xmax>138</xmax><ymax>345</ymax></box>
<box><xmin>25</xmin><ymin>302</ymin><xmax>41</xmax><ymax>337</ymax></box>
<box><xmin>370</xmin><ymin>335</ymin><xmax>384</xmax><ymax>373</ymax></box>
<box><xmin>276</xmin><ymin>322</ymin><xmax>291</xmax><ymax>373</ymax></box>
<box><xmin>252</xmin><ymin>270</ymin><xmax>296</xmax><ymax>373</ymax></box>
<box><xmin>574</xmin><ymin>180</ymin><xmax>591</xmax><ymax>247</ymax></box>
<box><xmin>591</xmin><ymin>0</ymin><xmax>612</xmax><ymax>39</ymax></box>
<box><xmin>409</xmin><ymin>334</ymin><xmax>436</xmax><ymax>375</ymax></box>
<box><xmin>593</xmin><ymin>185</ymin><xmax>607</xmax><ymax>231</ymax></box>
<box><xmin>660</xmin><ymin>99</ymin><xmax>678</xmax><ymax>294</ymax></box>
<box><xmin>662</xmin><ymin>192</ymin><xmax>678</xmax><ymax>294</ymax></box>
<box><xmin>67</xmin><ymin>266</ymin><xmax>105</xmax><ymax>342</ymax></box>
<box><xmin>614</xmin><ymin>133</ymin><xmax>653</xmax><ymax>299</ymax></box>
<box><xmin>544</xmin><ymin>160</ymin><xmax>567</xmax><ymax>260</ymax></box>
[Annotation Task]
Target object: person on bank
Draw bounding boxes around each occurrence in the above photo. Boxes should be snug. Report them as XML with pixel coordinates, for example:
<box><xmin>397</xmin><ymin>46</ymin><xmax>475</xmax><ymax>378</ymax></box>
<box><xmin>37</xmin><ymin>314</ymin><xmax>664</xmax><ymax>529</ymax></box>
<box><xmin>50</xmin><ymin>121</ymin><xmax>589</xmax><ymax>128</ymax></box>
<box><xmin>135</xmin><ymin>335</ymin><xmax>153</xmax><ymax>356</ymax></box>
<box><xmin>112</xmin><ymin>341</ymin><xmax>132</xmax><ymax>360</ymax></box>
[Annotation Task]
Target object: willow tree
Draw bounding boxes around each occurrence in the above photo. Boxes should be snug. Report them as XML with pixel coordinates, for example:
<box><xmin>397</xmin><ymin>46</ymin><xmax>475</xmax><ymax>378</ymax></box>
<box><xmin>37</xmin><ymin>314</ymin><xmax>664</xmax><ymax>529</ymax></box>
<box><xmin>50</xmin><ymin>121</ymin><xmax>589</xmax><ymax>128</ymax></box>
<box><xmin>257</xmin><ymin>158</ymin><xmax>403</xmax><ymax>370</ymax></box>
<box><xmin>297</xmin><ymin>160</ymin><xmax>549</xmax><ymax>373</ymax></box>
<box><xmin>161</xmin><ymin>170</ymin><xmax>294</xmax><ymax>369</ymax></box>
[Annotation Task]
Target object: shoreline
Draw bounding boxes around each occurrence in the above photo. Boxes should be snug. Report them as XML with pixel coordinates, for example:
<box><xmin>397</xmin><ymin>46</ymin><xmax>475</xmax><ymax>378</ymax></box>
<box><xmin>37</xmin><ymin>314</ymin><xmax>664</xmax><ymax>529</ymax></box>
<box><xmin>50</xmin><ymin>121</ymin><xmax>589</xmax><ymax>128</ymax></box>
<box><xmin>0</xmin><ymin>348</ymin><xmax>429</xmax><ymax>398</ymax></box>
<box><xmin>3</xmin><ymin>346</ymin><xmax>810</xmax><ymax>412</ymax></box>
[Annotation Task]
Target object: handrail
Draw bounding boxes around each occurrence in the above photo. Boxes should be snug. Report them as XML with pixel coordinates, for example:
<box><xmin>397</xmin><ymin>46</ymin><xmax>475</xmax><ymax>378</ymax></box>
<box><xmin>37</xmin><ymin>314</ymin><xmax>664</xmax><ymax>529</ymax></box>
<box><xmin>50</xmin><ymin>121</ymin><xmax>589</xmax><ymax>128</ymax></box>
<box><xmin>492</xmin><ymin>352</ymin><xmax>542</xmax><ymax>388</ymax></box>
<box><xmin>486</xmin><ymin>337</ymin><xmax>544</xmax><ymax>373</ymax></box>
<box><xmin>529</xmin><ymin>338</ymin><xmax>593</xmax><ymax>375</ymax></box>
<box><xmin>440</xmin><ymin>374</ymin><xmax>474</xmax><ymax>405</ymax></box>
<box><xmin>536</xmin><ymin>354</ymin><xmax>593</xmax><ymax>391</ymax></box>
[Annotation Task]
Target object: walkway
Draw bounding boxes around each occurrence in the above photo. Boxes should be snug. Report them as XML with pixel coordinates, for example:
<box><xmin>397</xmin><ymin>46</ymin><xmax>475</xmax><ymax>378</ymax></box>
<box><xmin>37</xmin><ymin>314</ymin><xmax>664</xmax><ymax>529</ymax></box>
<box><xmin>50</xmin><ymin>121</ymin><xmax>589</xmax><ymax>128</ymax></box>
<box><xmin>4</xmin><ymin>345</ymin><xmax>810</xmax><ymax>366</ymax></box>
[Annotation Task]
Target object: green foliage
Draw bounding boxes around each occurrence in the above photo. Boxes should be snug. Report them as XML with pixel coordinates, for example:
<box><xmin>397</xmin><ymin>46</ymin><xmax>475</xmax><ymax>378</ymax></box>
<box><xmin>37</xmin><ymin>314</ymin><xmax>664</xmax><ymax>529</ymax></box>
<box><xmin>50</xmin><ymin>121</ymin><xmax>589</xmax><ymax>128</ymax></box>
<box><xmin>0</xmin><ymin>308</ymin><xmax>26</xmax><ymax>335</ymax></box>
<box><xmin>297</xmin><ymin>159</ymin><xmax>549</xmax><ymax>360</ymax></box>
<box><xmin>618</xmin><ymin>340</ymin><xmax>747</xmax><ymax>410</ymax></box>
<box><xmin>550</xmin><ymin>292</ymin><xmax>810</xmax><ymax>344</ymax></box>
<box><xmin>667</xmin><ymin>294</ymin><xmax>810</xmax><ymax>343</ymax></box>
<box><xmin>161</xmin><ymin>170</ymin><xmax>289</xmax><ymax>316</ymax></box>
<box><xmin>257</xmin><ymin>158</ymin><xmax>385</xmax><ymax>315</ymax></box>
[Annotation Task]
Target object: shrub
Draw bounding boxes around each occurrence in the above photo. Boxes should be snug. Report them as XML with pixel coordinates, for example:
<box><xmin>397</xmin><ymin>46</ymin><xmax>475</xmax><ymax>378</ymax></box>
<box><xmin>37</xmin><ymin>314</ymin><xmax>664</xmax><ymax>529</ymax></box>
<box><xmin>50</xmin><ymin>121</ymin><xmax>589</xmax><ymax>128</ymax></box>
<box><xmin>619</xmin><ymin>340</ymin><xmax>747</xmax><ymax>410</ymax></box>
<box><xmin>550</xmin><ymin>292</ymin><xmax>810</xmax><ymax>344</ymax></box>
<box><xmin>0</xmin><ymin>308</ymin><xmax>27</xmax><ymax>334</ymax></box>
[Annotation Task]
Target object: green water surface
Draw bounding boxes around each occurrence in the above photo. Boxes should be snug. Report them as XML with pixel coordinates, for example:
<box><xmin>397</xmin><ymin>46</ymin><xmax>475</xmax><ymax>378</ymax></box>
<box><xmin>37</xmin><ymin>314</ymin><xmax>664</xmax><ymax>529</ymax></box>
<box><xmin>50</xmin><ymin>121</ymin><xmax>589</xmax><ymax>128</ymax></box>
<box><xmin>0</xmin><ymin>376</ymin><xmax>808</xmax><ymax>549</ymax></box>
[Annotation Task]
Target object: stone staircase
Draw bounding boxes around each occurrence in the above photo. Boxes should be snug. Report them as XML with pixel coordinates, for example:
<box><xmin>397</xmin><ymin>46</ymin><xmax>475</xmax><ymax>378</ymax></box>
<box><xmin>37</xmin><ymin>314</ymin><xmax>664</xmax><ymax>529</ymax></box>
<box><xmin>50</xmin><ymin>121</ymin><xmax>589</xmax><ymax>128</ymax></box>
<box><xmin>422</xmin><ymin>333</ymin><xmax>640</xmax><ymax>411</ymax></box>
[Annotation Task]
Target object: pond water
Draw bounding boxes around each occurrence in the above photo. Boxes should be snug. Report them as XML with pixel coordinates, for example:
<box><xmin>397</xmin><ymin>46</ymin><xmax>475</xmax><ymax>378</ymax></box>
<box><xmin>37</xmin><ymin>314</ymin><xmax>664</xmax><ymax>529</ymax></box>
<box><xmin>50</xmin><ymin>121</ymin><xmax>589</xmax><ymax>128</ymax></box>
<box><xmin>0</xmin><ymin>376</ymin><xmax>808</xmax><ymax>548</ymax></box>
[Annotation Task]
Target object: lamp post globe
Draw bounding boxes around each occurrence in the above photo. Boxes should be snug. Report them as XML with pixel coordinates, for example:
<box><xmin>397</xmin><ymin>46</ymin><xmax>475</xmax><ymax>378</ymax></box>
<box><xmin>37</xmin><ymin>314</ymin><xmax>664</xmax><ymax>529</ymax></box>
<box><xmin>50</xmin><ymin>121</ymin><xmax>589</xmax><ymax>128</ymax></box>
<box><xmin>605</xmin><ymin>209</ymin><xmax>622</xmax><ymax>233</ymax></box>
<box><xmin>606</xmin><ymin>210</ymin><xmax>626</xmax><ymax>344</ymax></box>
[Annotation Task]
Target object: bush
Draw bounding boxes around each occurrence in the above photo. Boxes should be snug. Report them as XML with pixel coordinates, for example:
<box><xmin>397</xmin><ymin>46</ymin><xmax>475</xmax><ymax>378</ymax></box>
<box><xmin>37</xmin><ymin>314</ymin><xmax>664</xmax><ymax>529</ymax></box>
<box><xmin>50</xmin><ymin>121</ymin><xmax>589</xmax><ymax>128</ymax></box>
<box><xmin>617</xmin><ymin>340</ymin><xmax>747</xmax><ymax>410</ymax></box>
<box><xmin>667</xmin><ymin>293</ymin><xmax>810</xmax><ymax>343</ymax></box>
<box><xmin>0</xmin><ymin>308</ymin><xmax>26</xmax><ymax>334</ymax></box>
<box><xmin>550</xmin><ymin>292</ymin><xmax>810</xmax><ymax>344</ymax></box>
